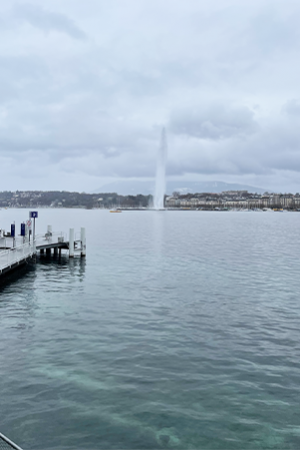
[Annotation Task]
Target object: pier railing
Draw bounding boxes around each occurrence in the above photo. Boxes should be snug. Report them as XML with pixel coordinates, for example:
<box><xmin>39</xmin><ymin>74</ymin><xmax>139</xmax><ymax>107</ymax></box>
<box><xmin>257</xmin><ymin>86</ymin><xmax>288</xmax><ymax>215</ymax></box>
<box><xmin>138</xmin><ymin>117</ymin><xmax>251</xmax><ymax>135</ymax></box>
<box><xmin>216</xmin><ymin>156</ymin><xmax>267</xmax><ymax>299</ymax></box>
<box><xmin>35</xmin><ymin>231</ymin><xmax>66</xmax><ymax>246</ymax></box>
<box><xmin>0</xmin><ymin>242</ymin><xmax>35</xmax><ymax>272</ymax></box>
<box><xmin>0</xmin><ymin>432</ymin><xmax>23</xmax><ymax>450</ymax></box>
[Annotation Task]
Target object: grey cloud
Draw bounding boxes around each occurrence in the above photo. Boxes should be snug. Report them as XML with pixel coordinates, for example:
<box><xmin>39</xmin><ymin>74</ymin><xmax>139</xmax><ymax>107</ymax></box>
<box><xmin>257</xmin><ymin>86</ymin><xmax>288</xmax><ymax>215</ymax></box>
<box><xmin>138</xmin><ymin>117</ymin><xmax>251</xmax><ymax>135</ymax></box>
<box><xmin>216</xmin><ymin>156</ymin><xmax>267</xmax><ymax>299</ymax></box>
<box><xmin>13</xmin><ymin>3</ymin><xmax>87</xmax><ymax>40</ymax></box>
<box><xmin>282</xmin><ymin>100</ymin><xmax>300</xmax><ymax>117</ymax></box>
<box><xmin>166</xmin><ymin>105</ymin><xmax>300</xmax><ymax>180</ymax></box>
<box><xmin>0</xmin><ymin>55</ymin><xmax>48</xmax><ymax>102</ymax></box>
<box><xmin>169</xmin><ymin>104</ymin><xmax>258</xmax><ymax>140</ymax></box>
<box><xmin>249</xmin><ymin>10</ymin><xmax>300</xmax><ymax>56</ymax></box>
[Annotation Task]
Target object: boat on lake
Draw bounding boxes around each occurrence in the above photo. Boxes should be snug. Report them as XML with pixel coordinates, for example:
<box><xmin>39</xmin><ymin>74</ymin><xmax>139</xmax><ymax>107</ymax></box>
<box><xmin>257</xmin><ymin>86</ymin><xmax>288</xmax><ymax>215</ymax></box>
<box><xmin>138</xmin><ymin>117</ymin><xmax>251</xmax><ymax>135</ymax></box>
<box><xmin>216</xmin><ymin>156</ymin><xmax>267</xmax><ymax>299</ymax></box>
<box><xmin>109</xmin><ymin>209</ymin><xmax>122</xmax><ymax>213</ymax></box>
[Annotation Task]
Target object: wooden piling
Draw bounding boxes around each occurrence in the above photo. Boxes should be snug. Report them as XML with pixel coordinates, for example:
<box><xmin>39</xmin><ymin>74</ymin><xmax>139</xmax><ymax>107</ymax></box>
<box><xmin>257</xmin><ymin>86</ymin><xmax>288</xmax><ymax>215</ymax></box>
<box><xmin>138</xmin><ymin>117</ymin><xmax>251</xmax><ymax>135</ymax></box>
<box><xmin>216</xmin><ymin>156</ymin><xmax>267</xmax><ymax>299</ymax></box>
<box><xmin>81</xmin><ymin>227</ymin><xmax>86</xmax><ymax>257</ymax></box>
<box><xmin>69</xmin><ymin>228</ymin><xmax>74</xmax><ymax>258</ymax></box>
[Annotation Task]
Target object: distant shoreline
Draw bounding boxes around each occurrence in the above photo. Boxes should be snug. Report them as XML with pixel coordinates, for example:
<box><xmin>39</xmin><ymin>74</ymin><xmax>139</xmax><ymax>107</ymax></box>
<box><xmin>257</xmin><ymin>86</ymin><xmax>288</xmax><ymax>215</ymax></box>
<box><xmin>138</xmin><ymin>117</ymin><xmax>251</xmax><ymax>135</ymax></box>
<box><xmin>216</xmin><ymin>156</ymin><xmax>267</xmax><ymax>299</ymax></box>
<box><xmin>1</xmin><ymin>190</ymin><xmax>299</xmax><ymax>210</ymax></box>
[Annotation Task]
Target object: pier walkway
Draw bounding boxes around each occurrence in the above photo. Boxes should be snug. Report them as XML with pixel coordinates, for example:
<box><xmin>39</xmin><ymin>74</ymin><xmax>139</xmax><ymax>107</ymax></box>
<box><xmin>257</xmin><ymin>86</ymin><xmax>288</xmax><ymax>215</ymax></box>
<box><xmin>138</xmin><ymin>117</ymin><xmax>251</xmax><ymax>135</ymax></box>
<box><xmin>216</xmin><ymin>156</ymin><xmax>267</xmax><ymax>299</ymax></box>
<box><xmin>0</xmin><ymin>228</ymin><xmax>86</xmax><ymax>278</ymax></box>
<box><xmin>0</xmin><ymin>241</ymin><xmax>35</xmax><ymax>276</ymax></box>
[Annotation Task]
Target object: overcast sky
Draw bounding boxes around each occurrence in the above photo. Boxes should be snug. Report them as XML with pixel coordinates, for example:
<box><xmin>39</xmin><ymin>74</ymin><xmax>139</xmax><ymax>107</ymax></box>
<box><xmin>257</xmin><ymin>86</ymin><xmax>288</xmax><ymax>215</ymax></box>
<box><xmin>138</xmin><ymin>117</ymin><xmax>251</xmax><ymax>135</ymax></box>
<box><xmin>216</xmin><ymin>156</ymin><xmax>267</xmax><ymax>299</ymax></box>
<box><xmin>1</xmin><ymin>0</ymin><xmax>300</xmax><ymax>193</ymax></box>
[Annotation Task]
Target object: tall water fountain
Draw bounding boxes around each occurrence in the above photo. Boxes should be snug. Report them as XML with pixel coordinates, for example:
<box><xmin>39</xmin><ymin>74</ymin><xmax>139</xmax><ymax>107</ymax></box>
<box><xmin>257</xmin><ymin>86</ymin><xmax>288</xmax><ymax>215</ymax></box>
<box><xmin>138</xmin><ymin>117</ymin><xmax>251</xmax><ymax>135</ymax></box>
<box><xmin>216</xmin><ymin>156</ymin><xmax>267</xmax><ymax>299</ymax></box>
<box><xmin>154</xmin><ymin>128</ymin><xmax>168</xmax><ymax>209</ymax></box>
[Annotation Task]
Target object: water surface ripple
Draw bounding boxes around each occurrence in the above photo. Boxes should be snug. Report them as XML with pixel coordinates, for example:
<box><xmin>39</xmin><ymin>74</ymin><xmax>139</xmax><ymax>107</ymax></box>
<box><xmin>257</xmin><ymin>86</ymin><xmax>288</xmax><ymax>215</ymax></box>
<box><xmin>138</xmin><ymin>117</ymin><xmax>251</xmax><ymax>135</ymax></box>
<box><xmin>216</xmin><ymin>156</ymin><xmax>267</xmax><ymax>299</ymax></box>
<box><xmin>1</xmin><ymin>210</ymin><xmax>300</xmax><ymax>449</ymax></box>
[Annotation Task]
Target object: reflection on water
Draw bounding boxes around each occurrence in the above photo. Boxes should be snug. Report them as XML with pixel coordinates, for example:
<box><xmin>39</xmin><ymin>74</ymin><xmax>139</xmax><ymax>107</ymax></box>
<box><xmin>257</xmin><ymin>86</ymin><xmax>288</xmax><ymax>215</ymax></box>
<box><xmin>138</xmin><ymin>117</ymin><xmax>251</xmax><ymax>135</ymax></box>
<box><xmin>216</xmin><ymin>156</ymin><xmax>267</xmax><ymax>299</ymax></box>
<box><xmin>0</xmin><ymin>254</ymin><xmax>86</xmax><ymax>291</ymax></box>
<box><xmin>0</xmin><ymin>263</ymin><xmax>36</xmax><ymax>292</ymax></box>
<box><xmin>37</xmin><ymin>254</ymin><xmax>86</xmax><ymax>280</ymax></box>
<box><xmin>151</xmin><ymin>210</ymin><xmax>165</xmax><ymax>256</ymax></box>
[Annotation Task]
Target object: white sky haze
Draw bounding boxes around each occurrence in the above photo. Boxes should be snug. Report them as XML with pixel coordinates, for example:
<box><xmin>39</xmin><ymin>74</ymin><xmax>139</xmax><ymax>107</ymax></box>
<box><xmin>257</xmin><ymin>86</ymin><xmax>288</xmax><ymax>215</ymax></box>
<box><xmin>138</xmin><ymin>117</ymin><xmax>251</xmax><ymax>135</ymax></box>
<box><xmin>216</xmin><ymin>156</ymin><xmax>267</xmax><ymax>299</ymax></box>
<box><xmin>1</xmin><ymin>0</ymin><xmax>300</xmax><ymax>192</ymax></box>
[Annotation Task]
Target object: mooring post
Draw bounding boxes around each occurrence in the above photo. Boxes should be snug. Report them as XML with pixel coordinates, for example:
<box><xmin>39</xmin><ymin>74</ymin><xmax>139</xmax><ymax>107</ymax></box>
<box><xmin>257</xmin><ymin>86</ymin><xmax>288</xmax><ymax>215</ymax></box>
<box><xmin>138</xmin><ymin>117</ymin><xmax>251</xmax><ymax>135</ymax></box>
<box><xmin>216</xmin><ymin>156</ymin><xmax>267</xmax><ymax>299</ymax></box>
<box><xmin>80</xmin><ymin>227</ymin><xmax>86</xmax><ymax>257</ymax></box>
<box><xmin>69</xmin><ymin>228</ymin><xmax>74</xmax><ymax>258</ymax></box>
<box><xmin>25</xmin><ymin>223</ymin><xmax>29</xmax><ymax>243</ymax></box>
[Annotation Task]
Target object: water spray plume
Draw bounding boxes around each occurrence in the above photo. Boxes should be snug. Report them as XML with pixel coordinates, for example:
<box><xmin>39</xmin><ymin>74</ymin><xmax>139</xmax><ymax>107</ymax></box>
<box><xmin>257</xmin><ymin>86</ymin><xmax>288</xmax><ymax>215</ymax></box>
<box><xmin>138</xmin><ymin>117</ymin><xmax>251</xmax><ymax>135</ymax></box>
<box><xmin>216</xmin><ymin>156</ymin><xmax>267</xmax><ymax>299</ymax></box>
<box><xmin>154</xmin><ymin>128</ymin><xmax>167</xmax><ymax>210</ymax></box>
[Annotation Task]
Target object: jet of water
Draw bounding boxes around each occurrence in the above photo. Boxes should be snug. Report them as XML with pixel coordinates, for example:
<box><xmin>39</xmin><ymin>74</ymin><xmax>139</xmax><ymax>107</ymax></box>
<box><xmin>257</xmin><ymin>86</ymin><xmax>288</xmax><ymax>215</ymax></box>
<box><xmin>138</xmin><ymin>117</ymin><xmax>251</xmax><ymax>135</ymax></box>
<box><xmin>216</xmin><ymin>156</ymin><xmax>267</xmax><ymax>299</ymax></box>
<box><xmin>154</xmin><ymin>128</ymin><xmax>168</xmax><ymax>209</ymax></box>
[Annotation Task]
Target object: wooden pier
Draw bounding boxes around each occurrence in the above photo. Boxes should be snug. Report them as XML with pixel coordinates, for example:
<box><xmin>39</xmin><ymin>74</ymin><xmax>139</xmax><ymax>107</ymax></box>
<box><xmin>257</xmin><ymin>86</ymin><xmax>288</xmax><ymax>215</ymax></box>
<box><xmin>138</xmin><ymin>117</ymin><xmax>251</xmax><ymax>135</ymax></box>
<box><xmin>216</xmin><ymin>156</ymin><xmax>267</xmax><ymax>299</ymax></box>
<box><xmin>0</xmin><ymin>241</ymin><xmax>36</xmax><ymax>276</ymax></box>
<box><xmin>0</xmin><ymin>225</ymin><xmax>86</xmax><ymax>279</ymax></box>
<box><xmin>36</xmin><ymin>226</ymin><xmax>86</xmax><ymax>258</ymax></box>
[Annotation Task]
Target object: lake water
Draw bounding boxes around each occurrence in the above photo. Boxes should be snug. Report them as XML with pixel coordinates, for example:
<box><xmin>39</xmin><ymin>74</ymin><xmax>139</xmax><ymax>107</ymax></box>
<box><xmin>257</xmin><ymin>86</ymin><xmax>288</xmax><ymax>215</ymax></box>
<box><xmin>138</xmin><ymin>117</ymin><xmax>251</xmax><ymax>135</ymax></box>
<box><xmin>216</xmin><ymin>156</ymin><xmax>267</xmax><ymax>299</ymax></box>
<box><xmin>1</xmin><ymin>209</ymin><xmax>300</xmax><ymax>449</ymax></box>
